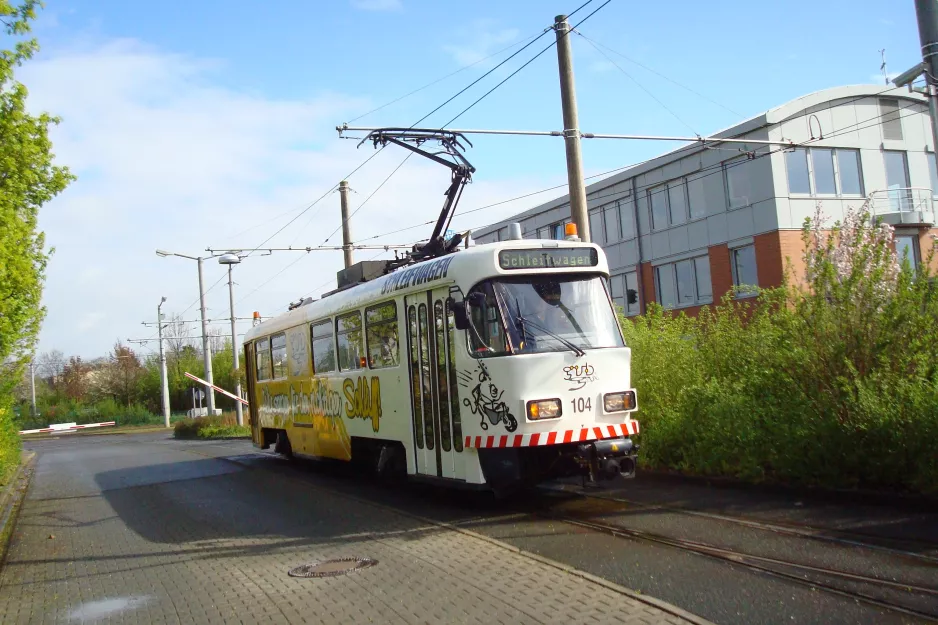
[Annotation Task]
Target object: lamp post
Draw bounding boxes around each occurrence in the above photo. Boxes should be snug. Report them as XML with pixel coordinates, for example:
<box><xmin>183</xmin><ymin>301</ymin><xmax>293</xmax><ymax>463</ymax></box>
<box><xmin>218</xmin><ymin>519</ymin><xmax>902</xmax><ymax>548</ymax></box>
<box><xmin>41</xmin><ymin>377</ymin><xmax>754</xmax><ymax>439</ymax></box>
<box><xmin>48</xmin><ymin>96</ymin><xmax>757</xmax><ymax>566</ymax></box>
<box><xmin>157</xmin><ymin>296</ymin><xmax>171</xmax><ymax>427</ymax></box>
<box><xmin>218</xmin><ymin>253</ymin><xmax>244</xmax><ymax>426</ymax></box>
<box><xmin>155</xmin><ymin>249</ymin><xmax>216</xmax><ymax>415</ymax></box>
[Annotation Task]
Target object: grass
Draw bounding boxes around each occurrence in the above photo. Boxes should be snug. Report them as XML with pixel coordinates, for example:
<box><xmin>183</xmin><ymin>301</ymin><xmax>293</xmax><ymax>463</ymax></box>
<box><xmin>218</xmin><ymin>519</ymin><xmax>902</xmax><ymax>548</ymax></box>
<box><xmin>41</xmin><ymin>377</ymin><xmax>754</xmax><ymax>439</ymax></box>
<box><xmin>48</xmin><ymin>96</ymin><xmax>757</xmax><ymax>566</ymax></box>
<box><xmin>173</xmin><ymin>413</ymin><xmax>251</xmax><ymax>440</ymax></box>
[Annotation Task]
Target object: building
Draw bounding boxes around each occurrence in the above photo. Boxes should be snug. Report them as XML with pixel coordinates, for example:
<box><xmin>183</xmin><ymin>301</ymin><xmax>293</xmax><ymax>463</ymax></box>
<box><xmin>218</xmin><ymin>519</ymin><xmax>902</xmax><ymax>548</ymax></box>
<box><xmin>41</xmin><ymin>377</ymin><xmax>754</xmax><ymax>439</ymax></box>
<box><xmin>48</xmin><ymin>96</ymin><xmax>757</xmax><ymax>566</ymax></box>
<box><xmin>470</xmin><ymin>85</ymin><xmax>938</xmax><ymax>316</ymax></box>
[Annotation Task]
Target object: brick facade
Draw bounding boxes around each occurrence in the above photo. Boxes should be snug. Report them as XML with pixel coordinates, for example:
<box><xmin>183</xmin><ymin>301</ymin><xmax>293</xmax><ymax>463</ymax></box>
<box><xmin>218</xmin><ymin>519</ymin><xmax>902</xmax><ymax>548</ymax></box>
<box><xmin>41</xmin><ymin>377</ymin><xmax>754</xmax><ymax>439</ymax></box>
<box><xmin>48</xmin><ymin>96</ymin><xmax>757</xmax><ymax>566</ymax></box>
<box><xmin>633</xmin><ymin>225</ymin><xmax>931</xmax><ymax>319</ymax></box>
<box><xmin>708</xmin><ymin>243</ymin><xmax>733</xmax><ymax>299</ymax></box>
<box><xmin>920</xmin><ymin>227</ymin><xmax>938</xmax><ymax>273</ymax></box>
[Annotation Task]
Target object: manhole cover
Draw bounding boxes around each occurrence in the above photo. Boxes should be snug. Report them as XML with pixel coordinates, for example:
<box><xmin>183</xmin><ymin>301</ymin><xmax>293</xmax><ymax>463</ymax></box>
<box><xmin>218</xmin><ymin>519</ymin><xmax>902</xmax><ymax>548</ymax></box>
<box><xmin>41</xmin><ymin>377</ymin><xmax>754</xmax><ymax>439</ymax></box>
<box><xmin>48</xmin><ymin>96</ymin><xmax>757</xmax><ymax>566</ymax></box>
<box><xmin>288</xmin><ymin>558</ymin><xmax>378</xmax><ymax>578</ymax></box>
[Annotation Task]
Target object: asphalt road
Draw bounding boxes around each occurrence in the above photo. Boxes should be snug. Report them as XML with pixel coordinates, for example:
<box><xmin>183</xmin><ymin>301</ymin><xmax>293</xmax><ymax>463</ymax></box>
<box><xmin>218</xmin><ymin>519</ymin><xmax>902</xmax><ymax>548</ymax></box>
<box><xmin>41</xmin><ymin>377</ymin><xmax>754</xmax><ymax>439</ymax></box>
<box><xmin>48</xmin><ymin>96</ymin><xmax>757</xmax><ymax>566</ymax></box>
<box><xmin>13</xmin><ymin>431</ymin><xmax>938</xmax><ymax>625</ymax></box>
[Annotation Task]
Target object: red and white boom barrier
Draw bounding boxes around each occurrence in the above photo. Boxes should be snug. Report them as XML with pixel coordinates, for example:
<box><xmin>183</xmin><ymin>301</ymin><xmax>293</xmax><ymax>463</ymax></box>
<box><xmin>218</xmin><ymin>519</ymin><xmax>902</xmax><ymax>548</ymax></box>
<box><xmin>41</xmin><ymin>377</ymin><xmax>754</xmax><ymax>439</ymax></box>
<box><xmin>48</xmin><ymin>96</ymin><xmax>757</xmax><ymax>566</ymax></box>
<box><xmin>19</xmin><ymin>421</ymin><xmax>117</xmax><ymax>435</ymax></box>
<box><xmin>184</xmin><ymin>371</ymin><xmax>249</xmax><ymax>406</ymax></box>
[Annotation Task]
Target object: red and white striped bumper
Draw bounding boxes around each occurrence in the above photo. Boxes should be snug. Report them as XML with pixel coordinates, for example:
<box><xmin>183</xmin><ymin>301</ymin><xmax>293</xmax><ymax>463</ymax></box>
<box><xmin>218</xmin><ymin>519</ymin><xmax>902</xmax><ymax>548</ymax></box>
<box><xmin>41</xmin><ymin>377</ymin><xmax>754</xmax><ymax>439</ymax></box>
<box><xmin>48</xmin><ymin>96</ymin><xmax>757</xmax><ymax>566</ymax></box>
<box><xmin>465</xmin><ymin>421</ymin><xmax>640</xmax><ymax>449</ymax></box>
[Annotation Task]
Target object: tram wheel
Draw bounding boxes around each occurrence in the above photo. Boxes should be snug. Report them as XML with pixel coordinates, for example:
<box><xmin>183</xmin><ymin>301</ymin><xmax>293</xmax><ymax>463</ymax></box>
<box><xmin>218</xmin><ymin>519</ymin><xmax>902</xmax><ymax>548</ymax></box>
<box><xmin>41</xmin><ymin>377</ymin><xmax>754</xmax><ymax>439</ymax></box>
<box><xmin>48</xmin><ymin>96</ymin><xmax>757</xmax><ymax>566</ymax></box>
<box><xmin>274</xmin><ymin>431</ymin><xmax>294</xmax><ymax>459</ymax></box>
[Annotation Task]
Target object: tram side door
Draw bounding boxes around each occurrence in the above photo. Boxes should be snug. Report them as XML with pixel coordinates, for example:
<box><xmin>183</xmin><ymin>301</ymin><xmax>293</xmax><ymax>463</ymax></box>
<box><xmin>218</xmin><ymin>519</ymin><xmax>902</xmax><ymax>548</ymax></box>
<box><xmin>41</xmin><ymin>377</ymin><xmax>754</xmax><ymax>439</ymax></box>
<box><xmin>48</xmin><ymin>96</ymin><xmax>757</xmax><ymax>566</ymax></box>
<box><xmin>404</xmin><ymin>288</ymin><xmax>464</xmax><ymax>480</ymax></box>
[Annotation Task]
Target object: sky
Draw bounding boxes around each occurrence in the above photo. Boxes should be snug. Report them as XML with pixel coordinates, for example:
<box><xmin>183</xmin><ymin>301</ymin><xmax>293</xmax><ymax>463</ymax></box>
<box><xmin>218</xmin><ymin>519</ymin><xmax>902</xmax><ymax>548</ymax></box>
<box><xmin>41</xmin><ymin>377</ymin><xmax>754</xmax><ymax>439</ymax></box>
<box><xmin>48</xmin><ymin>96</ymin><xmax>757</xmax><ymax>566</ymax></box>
<box><xmin>7</xmin><ymin>0</ymin><xmax>922</xmax><ymax>359</ymax></box>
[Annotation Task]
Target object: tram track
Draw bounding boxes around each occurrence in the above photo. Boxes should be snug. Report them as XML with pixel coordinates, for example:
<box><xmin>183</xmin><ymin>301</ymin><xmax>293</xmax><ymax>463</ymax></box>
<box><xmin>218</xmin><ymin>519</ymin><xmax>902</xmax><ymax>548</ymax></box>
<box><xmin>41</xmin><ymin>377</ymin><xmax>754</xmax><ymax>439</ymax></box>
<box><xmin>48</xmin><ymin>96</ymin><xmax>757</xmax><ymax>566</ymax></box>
<box><xmin>533</xmin><ymin>488</ymin><xmax>938</xmax><ymax>622</ymax></box>
<box><xmin>543</xmin><ymin>483</ymin><xmax>938</xmax><ymax>565</ymax></box>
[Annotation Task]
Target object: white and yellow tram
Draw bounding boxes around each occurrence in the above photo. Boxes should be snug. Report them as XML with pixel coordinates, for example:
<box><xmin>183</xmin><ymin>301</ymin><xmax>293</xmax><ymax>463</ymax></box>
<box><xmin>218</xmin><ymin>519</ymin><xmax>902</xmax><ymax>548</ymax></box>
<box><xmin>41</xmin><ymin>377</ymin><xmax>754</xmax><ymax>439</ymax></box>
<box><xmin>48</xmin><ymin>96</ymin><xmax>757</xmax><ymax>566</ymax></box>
<box><xmin>243</xmin><ymin>229</ymin><xmax>640</xmax><ymax>491</ymax></box>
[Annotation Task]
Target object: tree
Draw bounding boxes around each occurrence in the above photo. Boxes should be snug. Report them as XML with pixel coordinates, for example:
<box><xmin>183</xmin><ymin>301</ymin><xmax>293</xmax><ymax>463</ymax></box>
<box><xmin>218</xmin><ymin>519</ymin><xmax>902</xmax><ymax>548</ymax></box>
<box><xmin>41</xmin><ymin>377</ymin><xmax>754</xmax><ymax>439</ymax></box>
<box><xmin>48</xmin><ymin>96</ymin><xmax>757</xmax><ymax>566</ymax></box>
<box><xmin>103</xmin><ymin>342</ymin><xmax>143</xmax><ymax>406</ymax></box>
<box><xmin>61</xmin><ymin>356</ymin><xmax>90</xmax><ymax>402</ymax></box>
<box><xmin>0</xmin><ymin>1</ymin><xmax>75</xmax><ymax>405</ymax></box>
<box><xmin>35</xmin><ymin>348</ymin><xmax>64</xmax><ymax>383</ymax></box>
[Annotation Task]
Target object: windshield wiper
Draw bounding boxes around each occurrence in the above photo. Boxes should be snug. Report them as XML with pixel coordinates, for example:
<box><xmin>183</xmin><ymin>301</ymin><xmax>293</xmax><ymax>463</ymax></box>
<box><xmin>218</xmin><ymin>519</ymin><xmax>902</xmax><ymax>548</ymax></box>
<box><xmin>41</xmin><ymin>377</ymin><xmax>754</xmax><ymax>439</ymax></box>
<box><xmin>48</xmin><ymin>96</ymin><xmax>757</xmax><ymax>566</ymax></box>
<box><xmin>516</xmin><ymin>314</ymin><xmax>585</xmax><ymax>357</ymax></box>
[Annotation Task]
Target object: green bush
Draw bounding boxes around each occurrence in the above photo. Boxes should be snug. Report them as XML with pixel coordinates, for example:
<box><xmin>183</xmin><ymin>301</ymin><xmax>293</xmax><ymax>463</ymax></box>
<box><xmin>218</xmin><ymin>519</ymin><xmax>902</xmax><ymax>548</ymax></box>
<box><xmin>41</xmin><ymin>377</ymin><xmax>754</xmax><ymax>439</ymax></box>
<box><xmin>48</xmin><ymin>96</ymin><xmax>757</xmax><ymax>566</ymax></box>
<box><xmin>0</xmin><ymin>407</ymin><xmax>21</xmax><ymax>486</ymax></box>
<box><xmin>627</xmin><ymin>206</ymin><xmax>938</xmax><ymax>494</ymax></box>
<box><xmin>173</xmin><ymin>413</ymin><xmax>250</xmax><ymax>439</ymax></box>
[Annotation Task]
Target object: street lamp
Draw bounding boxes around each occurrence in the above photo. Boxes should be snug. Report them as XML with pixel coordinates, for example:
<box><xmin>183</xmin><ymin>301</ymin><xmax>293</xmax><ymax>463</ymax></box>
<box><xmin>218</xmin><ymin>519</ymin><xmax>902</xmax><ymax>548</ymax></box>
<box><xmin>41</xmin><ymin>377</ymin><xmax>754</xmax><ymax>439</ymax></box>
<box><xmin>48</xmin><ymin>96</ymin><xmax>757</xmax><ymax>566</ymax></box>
<box><xmin>157</xmin><ymin>296</ymin><xmax>171</xmax><ymax>428</ymax></box>
<box><xmin>218</xmin><ymin>253</ymin><xmax>244</xmax><ymax>426</ymax></box>
<box><xmin>155</xmin><ymin>249</ymin><xmax>216</xmax><ymax>415</ymax></box>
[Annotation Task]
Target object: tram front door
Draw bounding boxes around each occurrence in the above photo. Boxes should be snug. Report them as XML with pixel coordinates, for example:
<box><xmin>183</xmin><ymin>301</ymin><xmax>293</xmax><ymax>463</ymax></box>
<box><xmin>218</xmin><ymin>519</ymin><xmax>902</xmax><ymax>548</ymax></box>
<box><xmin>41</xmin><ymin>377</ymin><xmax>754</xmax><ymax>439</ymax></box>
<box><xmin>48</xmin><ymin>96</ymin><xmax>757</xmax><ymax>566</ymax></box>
<box><xmin>404</xmin><ymin>288</ymin><xmax>465</xmax><ymax>480</ymax></box>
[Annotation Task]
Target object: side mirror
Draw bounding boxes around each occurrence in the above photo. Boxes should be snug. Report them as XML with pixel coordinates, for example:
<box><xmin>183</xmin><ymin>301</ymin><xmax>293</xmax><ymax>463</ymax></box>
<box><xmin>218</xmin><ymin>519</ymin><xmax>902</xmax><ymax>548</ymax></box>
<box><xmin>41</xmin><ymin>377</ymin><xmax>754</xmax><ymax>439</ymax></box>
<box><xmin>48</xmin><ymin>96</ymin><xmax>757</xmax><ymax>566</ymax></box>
<box><xmin>467</xmin><ymin>292</ymin><xmax>486</xmax><ymax>307</ymax></box>
<box><xmin>449</xmin><ymin>299</ymin><xmax>470</xmax><ymax>330</ymax></box>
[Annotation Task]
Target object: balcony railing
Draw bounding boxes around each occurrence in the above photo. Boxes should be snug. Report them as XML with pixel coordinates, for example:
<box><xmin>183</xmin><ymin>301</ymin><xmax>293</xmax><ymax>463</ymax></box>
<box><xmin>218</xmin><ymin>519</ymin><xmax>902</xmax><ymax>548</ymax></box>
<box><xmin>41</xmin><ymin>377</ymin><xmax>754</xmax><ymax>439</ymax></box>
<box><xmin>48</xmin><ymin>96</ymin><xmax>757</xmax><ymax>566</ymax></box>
<box><xmin>868</xmin><ymin>187</ymin><xmax>935</xmax><ymax>226</ymax></box>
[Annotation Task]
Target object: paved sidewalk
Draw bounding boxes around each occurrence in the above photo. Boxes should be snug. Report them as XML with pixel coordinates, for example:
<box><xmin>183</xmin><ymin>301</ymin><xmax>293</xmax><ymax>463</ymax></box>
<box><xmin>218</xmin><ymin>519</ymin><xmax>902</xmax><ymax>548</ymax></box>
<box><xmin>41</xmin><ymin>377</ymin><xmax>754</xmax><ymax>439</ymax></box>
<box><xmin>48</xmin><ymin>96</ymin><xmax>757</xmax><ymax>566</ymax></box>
<box><xmin>0</xmin><ymin>437</ymin><xmax>707</xmax><ymax>624</ymax></box>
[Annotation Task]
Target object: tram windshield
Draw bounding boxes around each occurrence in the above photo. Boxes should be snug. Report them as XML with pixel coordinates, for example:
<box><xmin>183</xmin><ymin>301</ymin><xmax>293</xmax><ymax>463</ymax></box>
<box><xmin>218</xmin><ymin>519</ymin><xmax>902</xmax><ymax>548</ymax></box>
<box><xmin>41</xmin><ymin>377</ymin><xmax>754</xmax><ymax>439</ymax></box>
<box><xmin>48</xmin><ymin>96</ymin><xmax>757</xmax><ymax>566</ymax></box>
<box><xmin>466</xmin><ymin>275</ymin><xmax>624</xmax><ymax>356</ymax></box>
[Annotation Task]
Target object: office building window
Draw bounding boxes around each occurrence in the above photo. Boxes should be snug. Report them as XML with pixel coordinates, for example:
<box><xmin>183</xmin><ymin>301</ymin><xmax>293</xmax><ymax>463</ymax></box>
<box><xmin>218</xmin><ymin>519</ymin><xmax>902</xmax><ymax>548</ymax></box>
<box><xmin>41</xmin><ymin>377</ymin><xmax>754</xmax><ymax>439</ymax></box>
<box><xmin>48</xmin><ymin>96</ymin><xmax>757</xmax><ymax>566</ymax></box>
<box><xmin>786</xmin><ymin>148</ymin><xmax>811</xmax><ymax>194</ymax></box>
<box><xmin>884</xmin><ymin>150</ymin><xmax>912</xmax><ymax>212</ymax></box>
<box><xmin>589</xmin><ymin>210</ymin><xmax>605</xmax><ymax>245</ymax></box>
<box><xmin>895</xmin><ymin>234</ymin><xmax>920</xmax><ymax>270</ymax></box>
<box><xmin>649</xmin><ymin>184</ymin><xmax>668</xmax><ymax>230</ymax></box>
<box><xmin>649</xmin><ymin>176</ymin><xmax>704</xmax><ymax>230</ymax></box>
<box><xmin>694</xmin><ymin>256</ymin><xmax>712</xmax><ymax>300</ymax></box>
<box><xmin>655</xmin><ymin>255</ymin><xmax>712</xmax><ymax>309</ymax></box>
<box><xmin>786</xmin><ymin>147</ymin><xmax>863</xmax><ymax>197</ymax></box>
<box><xmin>837</xmin><ymin>150</ymin><xmax>863</xmax><ymax>195</ymax></box>
<box><xmin>610</xmin><ymin>271</ymin><xmax>641</xmax><ymax>316</ymax></box>
<box><xmin>618</xmin><ymin>195</ymin><xmax>636</xmax><ymax>239</ymax></box>
<box><xmin>625</xmin><ymin>271</ymin><xmax>640</xmax><ymax>316</ymax></box>
<box><xmin>668</xmin><ymin>180</ymin><xmax>687</xmax><ymax>226</ymax></box>
<box><xmin>687</xmin><ymin>175</ymin><xmax>707</xmax><ymax>220</ymax></box>
<box><xmin>730</xmin><ymin>245</ymin><xmax>758</xmax><ymax>295</ymax></box>
<box><xmin>812</xmin><ymin>148</ymin><xmax>836</xmax><ymax>195</ymax></box>
<box><xmin>603</xmin><ymin>202</ymin><xmax>619</xmax><ymax>243</ymax></box>
<box><xmin>725</xmin><ymin>158</ymin><xmax>752</xmax><ymax>209</ymax></box>
<box><xmin>879</xmin><ymin>98</ymin><xmax>903</xmax><ymax>141</ymax></box>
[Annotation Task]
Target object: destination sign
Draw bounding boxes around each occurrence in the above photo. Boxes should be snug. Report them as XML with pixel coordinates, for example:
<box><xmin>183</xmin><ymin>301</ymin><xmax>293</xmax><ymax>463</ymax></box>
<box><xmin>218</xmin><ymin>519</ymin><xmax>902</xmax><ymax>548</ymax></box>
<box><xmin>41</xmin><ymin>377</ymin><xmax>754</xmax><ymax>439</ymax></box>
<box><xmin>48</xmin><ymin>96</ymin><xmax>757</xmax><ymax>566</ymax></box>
<box><xmin>498</xmin><ymin>248</ymin><xmax>598</xmax><ymax>270</ymax></box>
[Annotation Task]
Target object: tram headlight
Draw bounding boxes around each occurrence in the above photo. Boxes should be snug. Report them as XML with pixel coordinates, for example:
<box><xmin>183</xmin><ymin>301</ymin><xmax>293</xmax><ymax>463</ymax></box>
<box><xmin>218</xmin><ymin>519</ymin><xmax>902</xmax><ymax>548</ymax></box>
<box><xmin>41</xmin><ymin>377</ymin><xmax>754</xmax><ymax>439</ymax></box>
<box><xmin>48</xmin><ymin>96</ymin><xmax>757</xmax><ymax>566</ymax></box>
<box><xmin>527</xmin><ymin>399</ymin><xmax>562</xmax><ymax>420</ymax></box>
<box><xmin>603</xmin><ymin>391</ymin><xmax>636</xmax><ymax>413</ymax></box>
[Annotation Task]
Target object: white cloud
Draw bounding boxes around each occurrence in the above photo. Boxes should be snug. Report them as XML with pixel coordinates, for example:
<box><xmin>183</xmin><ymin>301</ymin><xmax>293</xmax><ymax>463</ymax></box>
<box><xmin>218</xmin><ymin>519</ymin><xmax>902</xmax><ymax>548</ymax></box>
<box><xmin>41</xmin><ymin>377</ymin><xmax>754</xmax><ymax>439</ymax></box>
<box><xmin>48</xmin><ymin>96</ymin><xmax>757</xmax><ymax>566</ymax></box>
<box><xmin>23</xmin><ymin>37</ymin><xmax>555</xmax><ymax>359</ymax></box>
<box><xmin>350</xmin><ymin>0</ymin><xmax>402</xmax><ymax>11</ymax></box>
<box><xmin>443</xmin><ymin>21</ymin><xmax>521</xmax><ymax>67</ymax></box>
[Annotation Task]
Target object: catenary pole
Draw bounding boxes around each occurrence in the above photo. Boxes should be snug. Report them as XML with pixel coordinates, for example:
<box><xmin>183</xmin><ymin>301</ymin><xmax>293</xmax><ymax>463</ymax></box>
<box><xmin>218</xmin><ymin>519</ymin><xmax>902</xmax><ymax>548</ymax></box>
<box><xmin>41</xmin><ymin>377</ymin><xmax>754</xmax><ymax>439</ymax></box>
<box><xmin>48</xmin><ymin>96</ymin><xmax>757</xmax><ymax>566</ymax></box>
<box><xmin>227</xmin><ymin>264</ymin><xmax>244</xmax><ymax>426</ymax></box>
<box><xmin>339</xmin><ymin>180</ymin><xmax>353</xmax><ymax>268</ymax></box>
<box><xmin>197</xmin><ymin>257</ymin><xmax>216</xmax><ymax>415</ymax></box>
<box><xmin>157</xmin><ymin>298</ymin><xmax>171</xmax><ymax>427</ymax></box>
<box><xmin>29</xmin><ymin>361</ymin><xmax>36</xmax><ymax>418</ymax></box>
<box><xmin>554</xmin><ymin>14</ymin><xmax>590</xmax><ymax>242</ymax></box>
<box><xmin>915</xmin><ymin>0</ymin><xmax>938</xmax><ymax>158</ymax></box>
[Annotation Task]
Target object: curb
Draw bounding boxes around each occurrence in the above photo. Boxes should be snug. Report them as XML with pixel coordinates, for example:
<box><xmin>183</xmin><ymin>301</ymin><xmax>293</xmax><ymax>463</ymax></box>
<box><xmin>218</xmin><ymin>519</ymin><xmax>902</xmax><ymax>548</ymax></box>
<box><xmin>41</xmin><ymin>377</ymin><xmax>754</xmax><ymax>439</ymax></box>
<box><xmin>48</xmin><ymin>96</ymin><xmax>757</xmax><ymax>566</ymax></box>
<box><xmin>204</xmin><ymin>450</ymin><xmax>715</xmax><ymax>625</ymax></box>
<box><xmin>0</xmin><ymin>451</ymin><xmax>36</xmax><ymax>569</ymax></box>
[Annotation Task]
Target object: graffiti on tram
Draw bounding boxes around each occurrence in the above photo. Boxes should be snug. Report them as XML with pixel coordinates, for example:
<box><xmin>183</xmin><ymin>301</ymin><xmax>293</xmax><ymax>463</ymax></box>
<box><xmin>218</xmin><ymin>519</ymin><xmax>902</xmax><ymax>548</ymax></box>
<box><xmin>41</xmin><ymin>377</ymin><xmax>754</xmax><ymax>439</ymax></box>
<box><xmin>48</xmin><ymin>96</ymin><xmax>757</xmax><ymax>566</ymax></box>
<box><xmin>259</xmin><ymin>376</ymin><xmax>383</xmax><ymax>433</ymax></box>
<box><xmin>343</xmin><ymin>376</ymin><xmax>382</xmax><ymax>433</ymax></box>
<box><xmin>458</xmin><ymin>367</ymin><xmax>517</xmax><ymax>432</ymax></box>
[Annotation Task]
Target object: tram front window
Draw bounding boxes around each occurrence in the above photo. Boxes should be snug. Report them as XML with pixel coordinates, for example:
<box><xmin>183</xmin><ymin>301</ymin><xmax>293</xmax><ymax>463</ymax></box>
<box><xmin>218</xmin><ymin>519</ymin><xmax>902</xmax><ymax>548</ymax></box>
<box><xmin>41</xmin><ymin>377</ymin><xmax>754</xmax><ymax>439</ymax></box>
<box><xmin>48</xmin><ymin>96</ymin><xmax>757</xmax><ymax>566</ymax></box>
<box><xmin>467</xmin><ymin>275</ymin><xmax>624</xmax><ymax>356</ymax></box>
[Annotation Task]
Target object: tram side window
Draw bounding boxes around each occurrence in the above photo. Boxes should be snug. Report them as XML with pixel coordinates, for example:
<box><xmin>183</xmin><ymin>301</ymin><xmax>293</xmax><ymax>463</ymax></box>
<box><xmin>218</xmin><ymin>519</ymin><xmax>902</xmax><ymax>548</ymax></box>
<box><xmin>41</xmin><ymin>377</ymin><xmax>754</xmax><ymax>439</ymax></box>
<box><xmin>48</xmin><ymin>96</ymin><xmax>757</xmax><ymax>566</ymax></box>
<box><xmin>337</xmin><ymin>311</ymin><xmax>365</xmax><ymax>371</ymax></box>
<box><xmin>365</xmin><ymin>301</ymin><xmax>399</xmax><ymax>369</ymax></box>
<box><xmin>271</xmin><ymin>333</ymin><xmax>287</xmax><ymax>379</ymax></box>
<box><xmin>310</xmin><ymin>320</ymin><xmax>336</xmax><ymax>373</ymax></box>
<box><xmin>467</xmin><ymin>283</ymin><xmax>508</xmax><ymax>357</ymax></box>
<box><xmin>255</xmin><ymin>338</ymin><xmax>271</xmax><ymax>381</ymax></box>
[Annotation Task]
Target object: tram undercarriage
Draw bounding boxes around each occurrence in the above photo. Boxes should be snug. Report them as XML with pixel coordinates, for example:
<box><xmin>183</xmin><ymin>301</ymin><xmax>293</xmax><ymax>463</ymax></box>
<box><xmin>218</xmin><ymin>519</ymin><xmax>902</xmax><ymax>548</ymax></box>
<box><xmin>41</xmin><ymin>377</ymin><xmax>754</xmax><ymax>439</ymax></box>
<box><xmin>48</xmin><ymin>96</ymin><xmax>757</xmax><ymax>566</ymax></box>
<box><xmin>477</xmin><ymin>436</ymin><xmax>638</xmax><ymax>489</ymax></box>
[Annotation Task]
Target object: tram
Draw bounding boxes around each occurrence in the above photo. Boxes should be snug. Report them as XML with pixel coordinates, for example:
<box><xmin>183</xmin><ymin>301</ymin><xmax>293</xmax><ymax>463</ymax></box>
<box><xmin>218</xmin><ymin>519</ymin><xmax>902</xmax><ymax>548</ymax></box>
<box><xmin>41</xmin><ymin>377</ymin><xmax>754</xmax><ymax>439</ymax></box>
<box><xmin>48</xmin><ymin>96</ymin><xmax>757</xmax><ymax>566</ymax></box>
<box><xmin>242</xmin><ymin>128</ymin><xmax>639</xmax><ymax>491</ymax></box>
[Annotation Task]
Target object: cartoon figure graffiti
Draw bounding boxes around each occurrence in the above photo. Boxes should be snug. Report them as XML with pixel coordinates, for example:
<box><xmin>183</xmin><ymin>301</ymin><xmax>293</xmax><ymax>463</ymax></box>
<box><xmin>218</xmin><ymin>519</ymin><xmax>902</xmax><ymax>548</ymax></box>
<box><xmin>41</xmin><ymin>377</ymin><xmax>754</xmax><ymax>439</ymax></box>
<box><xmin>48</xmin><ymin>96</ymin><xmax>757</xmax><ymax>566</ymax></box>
<box><xmin>563</xmin><ymin>363</ymin><xmax>597</xmax><ymax>391</ymax></box>
<box><xmin>458</xmin><ymin>367</ymin><xmax>517</xmax><ymax>432</ymax></box>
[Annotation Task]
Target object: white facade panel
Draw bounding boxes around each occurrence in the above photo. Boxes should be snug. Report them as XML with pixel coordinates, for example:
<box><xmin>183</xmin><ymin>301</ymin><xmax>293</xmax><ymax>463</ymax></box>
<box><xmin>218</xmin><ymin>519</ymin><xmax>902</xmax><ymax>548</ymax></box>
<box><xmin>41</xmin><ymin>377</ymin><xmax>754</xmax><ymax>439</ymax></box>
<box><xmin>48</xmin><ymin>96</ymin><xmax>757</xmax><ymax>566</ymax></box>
<box><xmin>707</xmin><ymin>212</ymin><xmax>729</xmax><ymax>245</ymax></box>
<box><xmin>668</xmin><ymin>224</ymin><xmax>690</xmax><ymax>255</ymax></box>
<box><xmin>650</xmin><ymin>231</ymin><xmax>670</xmax><ymax>260</ymax></box>
<box><xmin>753</xmin><ymin>198</ymin><xmax>779</xmax><ymax>233</ymax></box>
<box><xmin>726</xmin><ymin>205</ymin><xmax>754</xmax><ymax>241</ymax></box>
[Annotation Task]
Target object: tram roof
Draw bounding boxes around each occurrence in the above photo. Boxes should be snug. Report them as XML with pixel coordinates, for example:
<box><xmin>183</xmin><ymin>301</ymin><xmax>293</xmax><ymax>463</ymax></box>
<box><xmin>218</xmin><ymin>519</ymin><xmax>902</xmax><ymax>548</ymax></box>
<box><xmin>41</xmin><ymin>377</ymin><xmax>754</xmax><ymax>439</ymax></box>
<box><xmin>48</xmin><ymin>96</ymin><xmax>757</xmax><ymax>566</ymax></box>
<box><xmin>243</xmin><ymin>238</ymin><xmax>607</xmax><ymax>343</ymax></box>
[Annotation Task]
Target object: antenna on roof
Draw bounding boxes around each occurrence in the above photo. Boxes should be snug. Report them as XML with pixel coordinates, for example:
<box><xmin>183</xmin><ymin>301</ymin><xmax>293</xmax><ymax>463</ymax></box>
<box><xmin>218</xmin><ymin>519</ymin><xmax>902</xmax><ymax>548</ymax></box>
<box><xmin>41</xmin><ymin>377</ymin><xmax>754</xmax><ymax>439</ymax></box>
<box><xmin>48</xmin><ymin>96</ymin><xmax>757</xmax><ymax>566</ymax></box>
<box><xmin>880</xmin><ymin>49</ymin><xmax>889</xmax><ymax>85</ymax></box>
